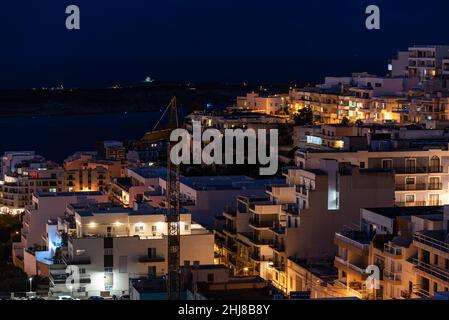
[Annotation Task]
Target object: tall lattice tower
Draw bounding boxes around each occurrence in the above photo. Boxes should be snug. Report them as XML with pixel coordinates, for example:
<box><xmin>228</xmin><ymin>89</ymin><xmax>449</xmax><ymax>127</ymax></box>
<box><xmin>166</xmin><ymin>97</ymin><xmax>181</xmax><ymax>299</ymax></box>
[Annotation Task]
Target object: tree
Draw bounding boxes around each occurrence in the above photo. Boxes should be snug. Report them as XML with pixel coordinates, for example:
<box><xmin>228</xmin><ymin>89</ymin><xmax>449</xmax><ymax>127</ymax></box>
<box><xmin>341</xmin><ymin>116</ymin><xmax>350</xmax><ymax>125</ymax></box>
<box><xmin>294</xmin><ymin>106</ymin><xmax>314</xmax><ymax>125</ymax></box>
<box><xmin>355</xmin><ymin>119</ymin><xmax>364</xmax><ymax>126</ymax></box>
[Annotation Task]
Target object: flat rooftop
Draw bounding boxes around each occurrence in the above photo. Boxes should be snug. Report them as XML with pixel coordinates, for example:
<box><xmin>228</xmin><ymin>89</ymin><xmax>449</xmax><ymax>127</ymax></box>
<box><xmin>75</xmin><ymin>202</ymin><xmax>189</xmax><ymax>217</ymax></box>
<box><xmin>129</xmin><ymin>166</ymin><xmax>168</xmax><ymax>179</ymax></box>
<box><xmin>36</xmin><ymin>191</ymin><xmax>104</xmax><ymax>197</ymax></box>
<box><xmin>364</xmin><ymin>206</ymin><xmax>444</xmax><ymax>218</ymax></box>
<box><xmin>178</xmin><ymin>176</ymin><xmax>285</xmax><ymax>191</ymax></box>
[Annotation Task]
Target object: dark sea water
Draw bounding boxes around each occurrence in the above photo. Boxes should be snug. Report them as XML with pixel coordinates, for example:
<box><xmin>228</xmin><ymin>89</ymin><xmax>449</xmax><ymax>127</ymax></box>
<box><xmin>0</xmin><ymin>112</ymin><xmax>161</xmax><ymax>163</ymax></box>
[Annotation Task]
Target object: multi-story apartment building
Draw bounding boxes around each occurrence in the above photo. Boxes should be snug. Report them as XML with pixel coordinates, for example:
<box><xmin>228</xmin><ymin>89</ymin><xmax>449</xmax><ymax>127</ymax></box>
<box><xmin>0</xmin><ymin>154</ymin><xmax>65</xmax><ymax>214</ymax></box>
<box><xmin>14</xmin><ymin>191</ymin><xmax>108</xmax><ymax>275</ymax></box>
<box><xmin>408</xmin><ymin>94</ymin><xmax>449</xmax><ymax>122</ymax></box>
<box><xmin>296</xmin><ymin>148</ymin><xmax>449</xmax><ymax>208</ymax></box>
<box><xmin>185</xmin><ymin>111</ymin><xmax>291</xmax><ymax>134</ymax></box>
<box><xmin>63</xmin><ymin>167</ymin><xmax>110</xmax><ymax>193</ymax></box>
<box><xmin>289</xmin><ymin>73</ymin><xmax>418</xmax><ymax>125</ymax></box>
<box><xmin>334</xmin><ymin>205</ymin><xmax>449</xmax><ymax>299</ymax></box>
<box><xmin>97</xmin><ymin>140</ymin><xmax>127</xmax><ymax>161</ymax></box>
<box><xmin>64</xmin><ymin>152</ymin><xmax>124</xmax><ymax>178</ymax></box>
<box><xmin>295</xmin><ymin>124</ymin><xmax>370</xmax><ymax>150</ymax></box>
<box><xmin>215</xmin><ymin>159</ymin><xmax>395</xmax><ymax>294</ymax></box>
<box><xmin>408</xmin><ymin>45</ymin><xmax>449</xmax><ymax>80</ymax></box>
<box><xmin>110</xmin><ymin>166</ymin><xmax>167</xmax><ymax>207</ymax></box>
<box><xmin>236</xmin><ymin>92</ymin><xmax>287</xmax><ymax>115</ymax></box>
<box><xmin>1</xmin><ymin>151</ymin><xmax>36</xmax><ymax>178</ymax></box>
<box><xmin>48</xmin><ymin>201</ymin><xmax>214</xmax><ymax>298</ymax></box>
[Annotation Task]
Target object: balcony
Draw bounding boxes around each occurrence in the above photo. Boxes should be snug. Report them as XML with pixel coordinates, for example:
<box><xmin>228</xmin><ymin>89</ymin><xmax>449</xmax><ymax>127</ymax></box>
<box><xmin>383</xmin><ymin>244</ymin><xmax>403</xmax><ymax>259</ymax></box>
<box><xmin>270</xmin><ymin>225</ymin><xmax>286</xmax><ymax>235</ymax></box>
<box><xmin>270</xmin><ymin>242</ymin><xmax>285</xmax><ymax>253</ymax></box>
<box><xmin>334</xmin><ymin>256</ymin><xmax>367</xmax><ymax>276</ymax></box>
<box><xmin>428</xmin><ymin>183</ymin><xmax>443</xmax><ymax>191</ymax></box>
<box><xmin>394</xmin><ymin>166</ymin><xmax>444</xmax><ymax>174</ymax></box>
<box><xmin>282</xmin><ymin>204</ymin><xmax>299</xmax><ymax>215</ymax></box>
<box><xmin>250</xmin><ymin>252</ymin><xmax>272</xmax><ymax>262</ymax></box>
<box><xmin>63</xmin><ymin>255</ymin><xmax>91</xmax><ymax>265</ymax></box>
<box><xmin>395</xmin><ymin>183</ymin><xmax>442</xmax><ymax>191</ymax></box>
<box><xmin>295</xmin><ymin>185</ymin><xmax>308</xmax><ymax>196</ymax></box>
<box><xmin>223</xmin><ymin>207</ymin><xmax>237</xmax><ymax>218</ymax></box>
<box><xmin>222</xmin><ymin>224</ymin><xmax>237</xmax><ymax>235</ymax></box>
<box><xmin>273</xmin><ymin>264</ymin><xmax>286</xmax><ymax>272</ymax></box>
<box><xmin>266</xmin><ymin>184</ymin><xmax>289</xmax><ymax>193</ymax></box>
<box><xmin>411</xmin><ymin>258</ymin><xmax>449</xmax><ymax>282</ymax></box>
<box><xmin>50</xmin><ymin>272</ymin><xmax>91</xmax><ymax>285</ymax></box>
<box><xmin>413</xmin><ymin>232</ymin><xmax>449</xmax><ymax>255</ymax></box>
<box><xmin>396</xmin><ymin>201</ymin><xmax>427</xmax><ymax>207</ymax></box>
<box><xmin>138</xmin><ymin>255</ymin><xmax>165</xmax><ymax>263</ymax></box>
<box><xmin>383</xmin><ymin>270</ymin><xmax>402</xmax><ymax>285</ymax></box>
<box><xmin>334</xmin><ymin>230</ymin><xmax>370</xmax><ymax>253</ymax></box>
<box><xmin>239</xmin><ymin>233</ymin><xmax>274</xmax><ymax>247</ymax></box>
<box><xmin>248</xmin><ymin>218</ymin><xmax>274</xmax><ymax>229</ymax></box>
<box><xmin>395</xmin><ymin>183</ymin><xmax>426</xmax><ymax>191</ymax></box>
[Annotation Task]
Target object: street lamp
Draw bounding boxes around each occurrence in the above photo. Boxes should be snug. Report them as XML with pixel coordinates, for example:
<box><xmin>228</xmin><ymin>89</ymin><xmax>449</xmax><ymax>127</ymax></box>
<box><xmin>29</xmin><ymin>277</ymin><xmax>33</xmax><ymax>293</ymax></box>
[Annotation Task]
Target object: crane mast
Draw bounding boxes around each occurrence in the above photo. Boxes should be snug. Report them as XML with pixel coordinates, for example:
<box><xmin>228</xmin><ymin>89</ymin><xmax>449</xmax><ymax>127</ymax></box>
<box><xmin>166</xmin><ymin>97</ymin><xmax>181</xmax><ymax>299</ymax></box>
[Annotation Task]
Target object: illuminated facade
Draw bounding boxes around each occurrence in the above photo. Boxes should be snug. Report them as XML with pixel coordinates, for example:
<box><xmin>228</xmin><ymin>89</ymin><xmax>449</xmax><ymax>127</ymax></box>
<box><xmin>215</xmin><ymin>160</ymin><xmax>395</xmax><ymax>294</ymax></box>
<box><xmin>334</xmin><ymin>206</ymin><xmax>449</xmax><ymax>299</ymax></box>
<box><xmin>48</xmin><ymin>201</ymin><xmax>214</xmax><ymax>298</ymax></box>
<box><xmin>297</xmin><ymin>148</ymin><xmax>449</xmax><ymax>208</ymax></box>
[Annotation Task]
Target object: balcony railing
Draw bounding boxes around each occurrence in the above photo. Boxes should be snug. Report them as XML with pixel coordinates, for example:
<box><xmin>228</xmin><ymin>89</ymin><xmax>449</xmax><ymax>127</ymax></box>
<box><xmin>393</xmin><ymin>166</ymin><xmax>444</xmax><ymax>174</ymax></box>
<box><xmin>62</xmin><ymin>255</ymin><xmax>91</xmax><ymax>265</ymax></box>
<box><xmin>282</xmin><ymin>204</ymin><xmax>299</xmax><ymax>215</ymax></box>
<box><xmin>334</xmin><ymin>256</ymin><xmax>367</xmax><ymax>275</ymax></box>
<box><xmin>295</xmin><ymin>185</ymin><xmax>308</xmax><ymax>196</ymax></box>
<box><xmin>223</xmin><ymin>224</ymin><xmax>237</xmax><ymax>235</ymax></box>
<box><xmin>50</xmin><ymin>272</ymin><xmax>91</xmax><ymax>285</ymax></box>
<box><xmin>395</xmin><ymin>183</ymin><xmax>426</xmax><ymax>191</ymax></box>
<box><xmin>412</xmin><ymin>258</ymin><xmax>449</xmax><ymax>282</ymax></box>
<box><xmin>240</xmin><ymin>233</ymin><xmax>274</xmax><ymax>246</ymax></box>
<box><xmin>413</xmin><ymin>232</ymin><xmax>449</xmax><ymax>254</ymax></box>
<box><xmin>250</xmin><ymin>252</ymin><xmax>272</xmax><ymax>262</ymax></box>
<box><xmin>335</xmin><ymin>231</ymin><xmax>370</xmax><ymax>252</ymax></box>
<box><xmin>248</xmin><ymin>218</ymin><xmax>274</xmax><ymax>229</ymax></box>
<box><xmin>395</xmin><ymin>183</ymin><xmax>443</xmax><ymax>191</ymax></box>
<box><xmin>396</xmin><ymin>201</ymin><xmax>431</xmax><ymax>207</ymax></box>
<box><xmin>383</xmin><ymin>270</ymin><xmax>402</xmax><ymax>283</ymax></box>
<box><xmin>383</xmin><ymin>244</ymin><xmax>403</xmax><ymax>257</ymax></box>
<box><xmin>270</xmin><ymin>242</ymin><xmax>285</xmax><ymax>252</ymax></box>
<box><xmin>138</xmin><ymin>255</ymin><xmax>165</xmax><ymax>263</ymax></box>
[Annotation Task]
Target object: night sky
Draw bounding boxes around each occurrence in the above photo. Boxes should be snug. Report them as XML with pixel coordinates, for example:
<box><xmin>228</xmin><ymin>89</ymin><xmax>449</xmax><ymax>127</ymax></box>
<box><xmin>1</xmin><ymin>0</ymin><xmax>449</xmax><ymax>88</ymax></box>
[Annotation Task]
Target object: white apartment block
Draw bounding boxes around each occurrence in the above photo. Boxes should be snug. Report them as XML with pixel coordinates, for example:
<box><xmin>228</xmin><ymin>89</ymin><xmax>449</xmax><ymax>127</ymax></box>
<box><xmin>14</xmin><ymin>191</ymin><xmax>108</xmax><ymax>275</ymax></box>
<box><xmin>49</xmin><ymin>201</ymin><xmax>214</xmax><ymax>298</ymax></box>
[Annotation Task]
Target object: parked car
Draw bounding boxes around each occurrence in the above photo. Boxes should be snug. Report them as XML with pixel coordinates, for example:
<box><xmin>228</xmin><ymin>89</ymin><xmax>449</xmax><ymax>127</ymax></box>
<box><xmin>58</xmin><ymin>296</ymin><xmax>75</xmax><ymax>300</ymax></box>
<box><xmin>88</xmin><ymin>296</ymin><xmax>105</xmax><ymax>300</ymax></box>
<box><xmin>119</xmin><ymin>294</ymin><xmax>130</xmax><ymax>300</ymax></box>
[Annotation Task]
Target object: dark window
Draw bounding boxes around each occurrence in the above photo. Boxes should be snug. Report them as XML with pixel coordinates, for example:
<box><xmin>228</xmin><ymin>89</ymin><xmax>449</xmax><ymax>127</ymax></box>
<box><xmin>104</xmin><ymin>237</ymin><xmax>113</xmax><ymax>249</ymax></box>
<box><xmin>104</xmin><ymin>255</ymin><xmax>113</xmax><ymax>268</ymax></box>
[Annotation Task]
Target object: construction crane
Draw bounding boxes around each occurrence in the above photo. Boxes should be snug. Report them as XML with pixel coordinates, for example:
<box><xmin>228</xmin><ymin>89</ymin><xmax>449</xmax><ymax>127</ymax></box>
<box><xmin>165</xmin><ymin>97</ymin><xmax>181</xmax><ymax>300</ymax></box>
